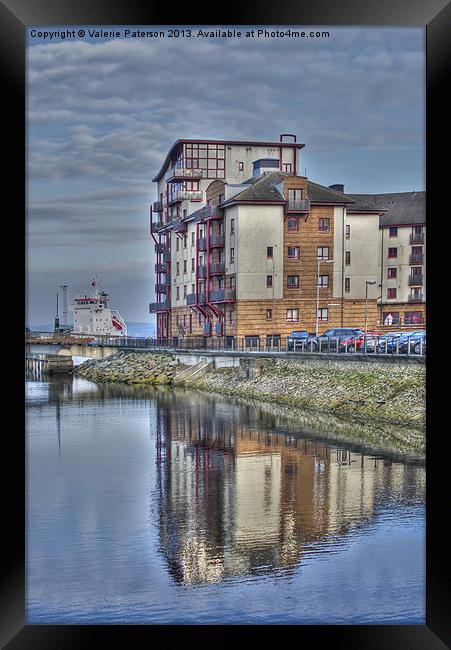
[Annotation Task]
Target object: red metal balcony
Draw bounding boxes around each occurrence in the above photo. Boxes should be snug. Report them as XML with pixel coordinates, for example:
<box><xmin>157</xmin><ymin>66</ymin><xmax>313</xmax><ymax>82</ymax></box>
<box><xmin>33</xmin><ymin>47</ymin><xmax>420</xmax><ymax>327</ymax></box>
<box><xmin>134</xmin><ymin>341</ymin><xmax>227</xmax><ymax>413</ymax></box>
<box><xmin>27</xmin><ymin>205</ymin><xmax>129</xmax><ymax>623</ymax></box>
<box><xmin>197</xmin><ymin>265</ymin><xmax>207</xmax><ymax>278</ymax></box>
<box><xmin>153</xmin><ymin>201</ymin><xmax>162</xmax><ymax>212</ymax></box>
<box><xmin>169</xmin><ymin>190</ymin><xmax>203</xmax><ymax>204</ymax></box>
<box><xmin>202</xmin><ymin>205</ymin><xmax>223</xmax><ymax>220</ymax></box>
<box><xmin>155</xmin><ymin>263</ymin><xmax>167</xmax><ymax>273</ymax></box>
<box><xmin>155</xmin><ymin>243</ymin><xmax>165</xmax><ymax>253</ymax></box>
<box><xmin>209</xmin><ymin>262</ymin><xmax>225</xmax><ymax>275</ymax></box>
<box><xmin>198</xmin><ymin>238</ymin><xmax>207</xmax><ymax>252</ymax></box>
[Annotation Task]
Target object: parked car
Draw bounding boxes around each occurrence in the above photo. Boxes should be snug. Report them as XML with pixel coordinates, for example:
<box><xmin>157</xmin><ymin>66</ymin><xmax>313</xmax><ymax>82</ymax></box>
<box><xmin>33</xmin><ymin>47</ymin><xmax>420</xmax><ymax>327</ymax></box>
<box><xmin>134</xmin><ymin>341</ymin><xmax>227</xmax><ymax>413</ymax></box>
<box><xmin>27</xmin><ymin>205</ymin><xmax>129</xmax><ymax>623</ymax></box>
<box><xmin>287</xmin><ymin>330</ymin><xmax>312</xmax><ymax>351</ymax></box>
<box><xmin>309</xmin><ymin>328</ymin><xmax>364</xmax><ymax>352</ymax></box>
<box><xmin>339</xmin><ymin>332</ymin><xmax>381</xmax><ymax>353</ymax></box>
<box><xmin>398</xmin><ymin>330</ymin><xmax>426</xmax><ymax>354</ymax></box>
<box><xmin>376</xmin><ymin>332</ymin><xmax>405</xmax><ymax>353</ymax></box>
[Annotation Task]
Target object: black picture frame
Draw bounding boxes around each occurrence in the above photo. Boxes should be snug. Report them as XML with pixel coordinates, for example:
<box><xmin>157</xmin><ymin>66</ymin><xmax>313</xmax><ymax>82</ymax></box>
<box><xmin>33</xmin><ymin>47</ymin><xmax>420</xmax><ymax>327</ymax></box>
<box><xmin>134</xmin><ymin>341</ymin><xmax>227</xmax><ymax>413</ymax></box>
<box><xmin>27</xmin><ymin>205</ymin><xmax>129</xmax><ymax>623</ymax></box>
<box><xmin>4</xmin><ymin>0</ymin><xmax>449</xmax><ymax>647</ymax></box>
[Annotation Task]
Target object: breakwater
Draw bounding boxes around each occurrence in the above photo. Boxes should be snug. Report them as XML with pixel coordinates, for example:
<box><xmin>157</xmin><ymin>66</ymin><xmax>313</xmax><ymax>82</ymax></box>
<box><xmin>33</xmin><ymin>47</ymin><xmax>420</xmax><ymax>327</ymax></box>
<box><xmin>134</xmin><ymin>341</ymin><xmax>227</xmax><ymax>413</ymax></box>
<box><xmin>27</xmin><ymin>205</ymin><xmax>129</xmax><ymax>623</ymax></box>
<box><xmin>74</xmin><ymin>351</ymin><xmax>175</xmax><ymax>384</ymax></box>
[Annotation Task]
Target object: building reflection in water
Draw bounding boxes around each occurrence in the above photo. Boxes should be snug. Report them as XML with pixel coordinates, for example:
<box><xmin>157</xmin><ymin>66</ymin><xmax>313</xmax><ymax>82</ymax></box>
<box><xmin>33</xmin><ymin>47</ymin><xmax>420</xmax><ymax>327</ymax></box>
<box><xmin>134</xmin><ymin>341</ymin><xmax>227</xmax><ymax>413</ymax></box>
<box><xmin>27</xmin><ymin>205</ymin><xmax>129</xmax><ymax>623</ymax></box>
<box><xmin>153</xmin><ymin>392</ymin><xmax>425</xmax><ymax>586</ymax></box>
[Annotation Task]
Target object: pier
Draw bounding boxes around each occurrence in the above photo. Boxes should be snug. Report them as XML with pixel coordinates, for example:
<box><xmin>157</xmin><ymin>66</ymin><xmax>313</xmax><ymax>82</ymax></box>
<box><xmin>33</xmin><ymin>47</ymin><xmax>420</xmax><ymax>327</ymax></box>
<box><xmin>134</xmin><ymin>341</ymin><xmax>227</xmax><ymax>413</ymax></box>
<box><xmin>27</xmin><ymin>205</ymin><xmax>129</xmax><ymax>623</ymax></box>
<box><xmin>26</xmin><ymin>352</ymin><xmax>74</xmax><ymax>376</ymax></box>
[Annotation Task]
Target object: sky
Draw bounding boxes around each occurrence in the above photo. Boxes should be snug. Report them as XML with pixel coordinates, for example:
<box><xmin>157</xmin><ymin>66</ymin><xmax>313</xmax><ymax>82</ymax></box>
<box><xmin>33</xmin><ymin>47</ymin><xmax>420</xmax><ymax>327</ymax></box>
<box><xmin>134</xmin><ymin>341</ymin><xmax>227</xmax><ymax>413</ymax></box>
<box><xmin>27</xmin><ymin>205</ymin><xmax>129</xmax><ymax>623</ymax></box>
<box><xmin>26</xmin><ymin>26</ymin><xmax>425</xmax><ymax>324</ymax></box>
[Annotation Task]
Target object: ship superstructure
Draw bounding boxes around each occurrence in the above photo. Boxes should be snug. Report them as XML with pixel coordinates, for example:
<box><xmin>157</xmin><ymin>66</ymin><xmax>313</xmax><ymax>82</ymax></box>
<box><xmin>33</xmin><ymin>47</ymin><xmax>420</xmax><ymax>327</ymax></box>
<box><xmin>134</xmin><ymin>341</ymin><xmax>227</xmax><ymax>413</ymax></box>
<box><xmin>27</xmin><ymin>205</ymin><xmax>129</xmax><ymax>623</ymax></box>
<box><xmin>70</xmin><ymin>277</ymin><xmax>127</xmax><ymax>336</ymax></box>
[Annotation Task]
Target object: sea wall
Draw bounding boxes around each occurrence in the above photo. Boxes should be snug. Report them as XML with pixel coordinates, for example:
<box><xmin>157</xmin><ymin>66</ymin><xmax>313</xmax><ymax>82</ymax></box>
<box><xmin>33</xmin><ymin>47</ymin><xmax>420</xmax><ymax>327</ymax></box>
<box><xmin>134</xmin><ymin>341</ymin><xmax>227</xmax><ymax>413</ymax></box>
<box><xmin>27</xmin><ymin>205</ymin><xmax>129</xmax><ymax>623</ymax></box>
<box><xmin>74</xmin><ymin>351</ymin><xmax>176</xmax><ymax>385</ymax></box>
<box><xmin>191</xmin><ymin>357</ymin><xmax>425</xmax><ymax>429</ymax></box>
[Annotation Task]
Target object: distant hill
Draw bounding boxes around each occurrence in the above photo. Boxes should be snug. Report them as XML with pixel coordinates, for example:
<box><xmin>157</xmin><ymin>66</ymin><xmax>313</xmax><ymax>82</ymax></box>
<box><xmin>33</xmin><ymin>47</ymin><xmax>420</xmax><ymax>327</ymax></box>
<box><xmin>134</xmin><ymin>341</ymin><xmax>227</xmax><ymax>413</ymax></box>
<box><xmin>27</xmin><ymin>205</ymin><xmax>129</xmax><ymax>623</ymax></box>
<box><xmin>28</xmin><ymin>322</ymin><xmax>157</xmax><ymax>338</ymax></box>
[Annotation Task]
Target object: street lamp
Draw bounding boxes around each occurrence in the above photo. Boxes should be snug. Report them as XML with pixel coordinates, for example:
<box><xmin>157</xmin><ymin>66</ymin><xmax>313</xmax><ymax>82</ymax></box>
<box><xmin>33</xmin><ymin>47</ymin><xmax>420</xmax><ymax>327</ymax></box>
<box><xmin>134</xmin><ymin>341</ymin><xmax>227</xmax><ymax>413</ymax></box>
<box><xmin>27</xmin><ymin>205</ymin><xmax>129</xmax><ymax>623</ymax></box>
<box><xmin>316</xmin><ymin>258</ymin><xmax>334</xmax><ymax>337</ymax></box>
<box><xmin>365</xmin><ymin>280</ymin><xmax>376</xmax><ymax>334</ymax></box>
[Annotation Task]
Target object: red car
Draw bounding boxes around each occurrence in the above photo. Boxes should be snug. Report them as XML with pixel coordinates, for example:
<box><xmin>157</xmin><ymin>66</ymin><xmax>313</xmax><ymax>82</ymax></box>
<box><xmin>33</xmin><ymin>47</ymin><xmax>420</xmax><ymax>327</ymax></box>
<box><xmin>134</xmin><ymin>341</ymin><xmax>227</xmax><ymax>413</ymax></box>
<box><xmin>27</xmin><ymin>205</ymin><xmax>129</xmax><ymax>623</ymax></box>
<box><xmin>339</xmin><ymin>332</ymin><xmax>381</xmax><ymax>352</ymax></box>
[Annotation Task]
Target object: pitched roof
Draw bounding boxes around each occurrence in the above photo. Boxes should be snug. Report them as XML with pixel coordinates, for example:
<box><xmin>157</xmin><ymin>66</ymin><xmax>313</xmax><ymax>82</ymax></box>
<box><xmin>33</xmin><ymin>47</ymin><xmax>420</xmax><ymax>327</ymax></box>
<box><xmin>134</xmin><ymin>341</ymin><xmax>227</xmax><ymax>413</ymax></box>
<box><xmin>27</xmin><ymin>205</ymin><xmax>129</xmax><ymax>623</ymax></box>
<box><xmin>222</xmin><ymin>172</ymin><xmax>359</xmax><ymax>205</ymax></box>
<box><xmin>348</xmin><ymin>192</ymin><xmax>425</xmax><ymax>226</ymax></box>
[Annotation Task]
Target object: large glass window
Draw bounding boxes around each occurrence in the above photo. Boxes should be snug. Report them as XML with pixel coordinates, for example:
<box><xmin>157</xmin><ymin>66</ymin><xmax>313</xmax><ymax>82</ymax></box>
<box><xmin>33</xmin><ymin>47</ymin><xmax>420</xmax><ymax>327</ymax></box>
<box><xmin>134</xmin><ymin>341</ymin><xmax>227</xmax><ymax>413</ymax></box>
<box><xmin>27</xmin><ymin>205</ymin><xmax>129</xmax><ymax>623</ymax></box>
<box><xmin>184</xmin><ymin>143</ymin><xmax>226</xmax><ymax>179</ymax></box>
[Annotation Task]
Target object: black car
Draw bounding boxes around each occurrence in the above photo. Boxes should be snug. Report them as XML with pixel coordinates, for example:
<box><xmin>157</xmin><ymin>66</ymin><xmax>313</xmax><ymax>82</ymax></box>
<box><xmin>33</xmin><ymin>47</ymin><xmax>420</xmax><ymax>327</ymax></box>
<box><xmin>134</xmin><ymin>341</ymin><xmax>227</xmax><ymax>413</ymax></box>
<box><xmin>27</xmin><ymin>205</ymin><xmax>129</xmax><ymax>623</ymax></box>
<box><xmin>287</xmin><ymin>331</ymin><xmax>312</xmax><ymax>351</ymax></box>
<box><xmin>309</xmin><ymin>328</ymin><xmax>364</xmax><ymax>352</ymax></box>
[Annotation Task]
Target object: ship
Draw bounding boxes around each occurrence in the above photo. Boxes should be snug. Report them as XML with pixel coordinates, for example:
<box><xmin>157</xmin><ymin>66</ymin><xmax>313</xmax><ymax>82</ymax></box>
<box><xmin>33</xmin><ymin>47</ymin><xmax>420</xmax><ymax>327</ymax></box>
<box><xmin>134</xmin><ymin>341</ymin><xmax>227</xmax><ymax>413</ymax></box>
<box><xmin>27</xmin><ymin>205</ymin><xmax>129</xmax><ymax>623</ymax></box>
<box><xmin>70</xmin><ymin>277</ymin><xmax>127</xmax><ymax>336</ymax></box>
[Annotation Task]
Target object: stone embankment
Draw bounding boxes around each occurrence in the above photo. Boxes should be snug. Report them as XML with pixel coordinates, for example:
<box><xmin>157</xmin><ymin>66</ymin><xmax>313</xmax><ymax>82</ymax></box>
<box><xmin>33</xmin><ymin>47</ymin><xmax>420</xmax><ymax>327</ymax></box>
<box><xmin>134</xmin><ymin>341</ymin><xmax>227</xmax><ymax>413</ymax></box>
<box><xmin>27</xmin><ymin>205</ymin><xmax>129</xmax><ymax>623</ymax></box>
<box><xmin>191</xmin><ymin>357</ymin><xmax>425</xmax><ymax>429</ymax></box>
<box><xmin>74</xmin><ymin>351</ymin><xmax>175</xmax><ymax>385</ymax></box>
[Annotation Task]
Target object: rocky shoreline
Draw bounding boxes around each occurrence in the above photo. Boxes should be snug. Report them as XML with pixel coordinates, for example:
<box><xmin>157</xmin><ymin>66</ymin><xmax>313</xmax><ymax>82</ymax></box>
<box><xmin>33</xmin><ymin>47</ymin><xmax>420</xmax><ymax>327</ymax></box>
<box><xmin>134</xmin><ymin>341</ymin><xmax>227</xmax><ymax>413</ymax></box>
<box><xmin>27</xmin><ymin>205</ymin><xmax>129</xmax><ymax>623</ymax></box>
<box><xmin>192</xmin><ymin>358</ymin><xmax>425</xmax><ymax>429</ymax></box>
<box><xmin>74</xmin><ymin>351</ymin><xmax>175</xmax><ymax>384</ymax></box>
<box><xmin>73</xmin><ymin>352</ymin><xmax>425</xmax><ymax>451</ymax></box>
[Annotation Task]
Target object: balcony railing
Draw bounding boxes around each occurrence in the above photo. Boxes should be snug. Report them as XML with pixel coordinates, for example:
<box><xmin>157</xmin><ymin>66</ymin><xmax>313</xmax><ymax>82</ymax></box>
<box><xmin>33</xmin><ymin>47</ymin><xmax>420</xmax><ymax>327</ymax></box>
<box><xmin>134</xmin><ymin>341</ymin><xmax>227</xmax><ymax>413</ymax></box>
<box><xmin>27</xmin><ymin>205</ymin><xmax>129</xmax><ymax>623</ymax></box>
<box><xmin>209</xmin><ymin>288</ymin><xmax>236</xmax><ymax>302</ymax></box>
<box><xmin>162</xmin><ymin>251</ymin><xmax>171</xmax><ymax>263</ymax></box>
<box><xmin>410</xmin><ymin>232</ymin><xmax>424</xmax><ymax>244</ymax></box>
<box><xmin>151</xmin><ymin>220</ymin><xmax>165</xmax><ymax>233</ymax></box>
<box><xmin>169</xmin><ymin>190</ymin><xmax>203</xmax><ymax>204</ymax></box>
<box><xmin>149</xmin><ymin>300</ymin><xmax>170</xmax><ymax>313</ymax></box>
<box><xmin>155</xmin><ymin>263</ymin><xmax>167</xmax><ymax>273</ymax></box>
<box><xmin>209</xmin><ymin>262</ymin><xmax>225</xmax><ymax>275</ymax></box>
<box><xmin>173</xmin><ymin>219</ymin><xmax>187</xmax><ymax>233</ymax></box>
<box><xmin>409</xmin><ymin>254</ymin><xmax>424</xmax><ymax>264</ymax></box>
<box><xmin>209</xmin><ymin>234</ymin><xmax>225</xmax><ymax>247</ymax></box>
<box><xmin>198</xmin><ymin>237</ymin><xmax>207</xmax><ymax>251</ymax></box>
<box><xmin>155</xmin><ymin>243</ymin><xmax>165</xmax><ymax>253</ymax></box>
<box><xmin>286</xmin><ymin>198</ymin><xmax>310</xmax><ymax>212</ymax></box>
<box><xmin>153</xmin><ymin>201</ymin><xmax>162</xmax><ymax>212</ymax></box>
<box><xmin>197</xmin><ymin>265</ymin><xmax>207</xmax><ymax>278</ymax></box>
<box><xmin>186</xmin><ymin>293</ymin><xmax>197</xmax><ymax>305</ymax></box>
<box><xmin>408</xmin><ymin>293</ymin><xmax>424</xmax><ymax>302</ymax></box>
<box><xmin>164</xmin><ymin>166</ymin><xmax>203</xmax><ymax>183</ymax></box>
<box><xmin>408</xmin><ymin>274</ymin><xmax>423</xmax><ymax>286</ymax></box>
<box><xmin>162</xmin><ymin>275</ymin><xmax>171</xmax><ymax>286</ymax></box>
<box><xmin>202</xmin><ymin>205</ymin><xmax>222</xmax><ymax>220</ymax></box>
<box><xmin>155</xmin><ymin>283</ymin><xmax>169</xmax><ymax>294</ymax></box>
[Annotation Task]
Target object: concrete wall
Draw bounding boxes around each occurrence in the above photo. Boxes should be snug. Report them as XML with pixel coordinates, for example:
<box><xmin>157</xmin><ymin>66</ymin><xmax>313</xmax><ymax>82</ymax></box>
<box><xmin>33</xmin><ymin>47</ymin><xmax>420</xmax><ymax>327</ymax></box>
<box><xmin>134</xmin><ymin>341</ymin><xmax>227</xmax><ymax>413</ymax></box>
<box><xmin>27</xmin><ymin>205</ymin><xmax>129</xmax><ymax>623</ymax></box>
<box><xmin>345</xmin><ymin>213</ymin><xmax>380</xmax><ymax>299</ymax></box>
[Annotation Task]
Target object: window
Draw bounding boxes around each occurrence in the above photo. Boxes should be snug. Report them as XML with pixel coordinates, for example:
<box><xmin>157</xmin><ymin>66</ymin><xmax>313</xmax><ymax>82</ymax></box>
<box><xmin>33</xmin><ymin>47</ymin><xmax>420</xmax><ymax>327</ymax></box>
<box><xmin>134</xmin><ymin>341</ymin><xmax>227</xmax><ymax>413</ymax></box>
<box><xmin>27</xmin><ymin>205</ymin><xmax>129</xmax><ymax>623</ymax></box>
<box><xmin>238</xmin><ymin>162</ymin><xmax>244</xmax><ymax>171</ymax></box>
<box><xmin>176</xmin><ymin>262</ymin><xmax>180</xmax><ymax>276</ymax></box>
<box><xmin>183</xmin><ymin>314</ymin><xmax>186</xmax><ymax>326</ymax></box>
<box><xmin>230</xmin><ymin>219</ymin><xmax>235</xmax><ymax>234</ymax></box>
<box><xmin>287</xmin><ymin>246</ymin><xmax>300</xmax><ymax>259</ymax></box>
<box><xmin>267</xmin><ymin>246</ymin><xmax>273</xmax><ymax>259</ymax></box>
<box><xmin>266</xmin><ymin>275</ymin><xmax>273</xmax><ymax>288</ymax></box>
<box><xmin>183</xmin><ymin>285</ymin><xmax>187</xmax><ymax>298</ymax></box>
<box><xmin>287</xmin><ymin>217</ymin><xmax>299</xmax><ymax>231</ymax></box>
<box><xmin>191</xmin><ymin>284</ymin><xmax>195</xmax><ymax>294</ymax></box>
<box><xmin>389</xmin><ymin>227</ymin><xmax>398</xmax><ymax>237</ymax></box>
<box><xmin>266</xmin><ymin>309</ymin><xmax>272</xmax><ymax>320</ymax></box>
<box><xmin>383</xmin><ymin>312</ymin><xmax>400</xmax><ymax>325</ymax></box>
<box><xmin>218</xmin><ymin>194</ymin><xmax>224</xmax><ymax>205</ymax></box>
<box><xmin>287</xmin><ymin>308</ymin><xmax>299</xmax><ymax>322</ymax></box>
<box><xmin>176</xmin><ymin>238</ymin><xmax>180</xmax><ymax>251</ymax></box>
<box><xmin>317</xmin><ymin>308</ymin><xmax>328</xmax><ymax>322</ymax></box>
<box><xmin>184</xmin><ymin>143</ymin><xmax>225</xmax><ymax>179</ymax></box>
<box><xmin>387</xmin><ymin>288</ymin><xmax>397</xmax><ymax>299</ymax></box>
<box><xmin>345</xmin><ymin>251</ymin><xmax>351</xmax><ymax>265</ymax></box>
<box><xmin>345</xmin><ymin>277</ymin><xmax>350</xmax><ymax>292</ymax></box>
<box><xmin>319</xmin><ymin>275</ymin><xmax>329</xmax><ymax>288</ymax></box>
<box><xmin>345</xmin><ymin>224</ymin><xmax>350</xmax><ymax>239</ymax></box>
<box><xmin>189</xmin><ymin>314</ymin><xmax>192</xmax><ymax>333</ymax></box>
<box><xmin>183</xmin><ymin>260</ymin><xmax>187</xmax><ymax>274</ymax></box>
<box><xmin>183</xmin><ymin>235</ymin><xmax>187</xmax><ymax>248</ymax></box>
<box><xmin>176</xmin><ymin>287</ymin><xmax>180</xmax><ymax>300</ymax></box>
<box><xmin>388</xmin><ymin>268</ymin><xmax>397</xmax><ymax>279</ymax></box>
<box><xmin>404</xmin><ymin>311</ymin><xmax>424</xmax><ymax>325</ymax></box>
<box><xmin>191</xmin><ymin>258</ymin><xmax>195</xmax><ymax>272</ymax></box>
<box><xmin>230</xmin><ymin>248</ymin><xmax>235</xmax><ymax>263</ymax></box>
<box><xmin>287</xmin><ymin>275</ymin><xmax>299</xmax><ymax>288</ymax></box>
<box><xmin>317</xmin><ymin>246</ymin><xmax>329</xmax><ymax>260</ymax></box>
<box><xmin>283</xmin><ymin>163</ymin><xmax>292</xmax><ymax>173</ymax></box>
<box><xmin>319</xmin><ymin>218</ymin><xmax>330</xmax><ymax>232</ymax></box>
<box><xmin>410</xmin><ymin>287</ymin><xmax>422</xmax><ymax>300</ymax></box>
<box><xmin>388</xmin><ymin>247</ymin><xmax>397</xmax><ymax>258</ymax></box>
<box><xmin>229</xmin><ymin>310</ymin><xmax>236</xmax><ymax>323</ymax></box>
<box><xmin>191</xmin><ymin>232</ymin><xmax>195</xmax><ymax>247</ymax></box>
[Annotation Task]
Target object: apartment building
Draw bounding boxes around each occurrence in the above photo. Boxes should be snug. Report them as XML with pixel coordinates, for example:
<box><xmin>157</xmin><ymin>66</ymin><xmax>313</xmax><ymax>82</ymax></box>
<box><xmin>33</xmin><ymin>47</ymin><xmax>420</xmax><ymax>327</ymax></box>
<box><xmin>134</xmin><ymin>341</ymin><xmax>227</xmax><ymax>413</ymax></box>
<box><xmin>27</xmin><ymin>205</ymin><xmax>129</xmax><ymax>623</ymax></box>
<box><xmin>349</xmin><ymin>191</ymin><xmax>426</xmax><ymax>329</ymax></box>
<box><xmin>149</xmin><ymin>135</ymin><xmax>397</xmax><ymax>342</ymax></box>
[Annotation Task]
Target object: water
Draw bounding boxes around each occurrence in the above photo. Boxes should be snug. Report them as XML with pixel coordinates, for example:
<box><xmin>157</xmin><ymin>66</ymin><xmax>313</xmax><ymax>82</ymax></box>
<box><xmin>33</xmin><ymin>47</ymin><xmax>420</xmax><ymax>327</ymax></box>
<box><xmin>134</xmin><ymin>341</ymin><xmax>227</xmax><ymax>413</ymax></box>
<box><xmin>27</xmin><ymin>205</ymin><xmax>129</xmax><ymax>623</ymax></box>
<box><xmin>26</xmin><ymin>375</ymin><xmax>425</xmax><ymax>624</ymax></box>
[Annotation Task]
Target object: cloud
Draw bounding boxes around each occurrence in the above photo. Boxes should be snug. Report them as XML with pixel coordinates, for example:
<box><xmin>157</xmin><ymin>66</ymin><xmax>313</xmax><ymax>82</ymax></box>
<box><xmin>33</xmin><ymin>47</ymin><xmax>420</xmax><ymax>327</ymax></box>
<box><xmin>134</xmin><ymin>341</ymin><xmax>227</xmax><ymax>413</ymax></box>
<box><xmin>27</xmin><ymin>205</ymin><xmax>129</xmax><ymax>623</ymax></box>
<box><xmin>26</xmin><ymin>27</ymin><xmax>424</xmax><ymax>322</ymax></box>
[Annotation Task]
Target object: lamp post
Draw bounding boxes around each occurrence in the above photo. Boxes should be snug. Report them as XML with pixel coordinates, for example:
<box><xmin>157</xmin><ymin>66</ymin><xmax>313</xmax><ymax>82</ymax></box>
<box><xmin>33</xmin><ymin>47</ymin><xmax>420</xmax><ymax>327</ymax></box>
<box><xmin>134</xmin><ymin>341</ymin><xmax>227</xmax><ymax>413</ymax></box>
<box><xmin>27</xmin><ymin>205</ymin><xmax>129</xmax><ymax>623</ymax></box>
<box><xmin>365</xmin><ymin>280</ymin><xmax>376</xmax><ymax>334</ymax></box>
<box><xmin>316</xmin><ymin>258</ymin><xmax>334</xmax><ymax>337</ymax></box>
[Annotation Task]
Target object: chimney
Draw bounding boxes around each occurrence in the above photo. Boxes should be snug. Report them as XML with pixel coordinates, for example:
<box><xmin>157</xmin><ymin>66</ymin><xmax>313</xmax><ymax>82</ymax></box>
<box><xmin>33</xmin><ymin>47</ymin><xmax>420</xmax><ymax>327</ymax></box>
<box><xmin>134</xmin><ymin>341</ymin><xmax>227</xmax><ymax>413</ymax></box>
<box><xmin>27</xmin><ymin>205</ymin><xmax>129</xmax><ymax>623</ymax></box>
<box><xmin>329</xmin><ymin>184</ymin><xmax>344</xmax><ymax>193</ymax></box>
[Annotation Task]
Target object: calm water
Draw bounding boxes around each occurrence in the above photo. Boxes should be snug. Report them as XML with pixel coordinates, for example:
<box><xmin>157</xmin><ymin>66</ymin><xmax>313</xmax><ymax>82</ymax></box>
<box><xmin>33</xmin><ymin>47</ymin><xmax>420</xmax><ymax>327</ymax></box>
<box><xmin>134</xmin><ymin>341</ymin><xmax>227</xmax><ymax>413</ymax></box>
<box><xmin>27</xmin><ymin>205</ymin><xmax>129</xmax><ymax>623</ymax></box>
<box><xmin>26</xmin><ymin>374</ymin><xmax>425</xmax><ymax>625</ymax></box>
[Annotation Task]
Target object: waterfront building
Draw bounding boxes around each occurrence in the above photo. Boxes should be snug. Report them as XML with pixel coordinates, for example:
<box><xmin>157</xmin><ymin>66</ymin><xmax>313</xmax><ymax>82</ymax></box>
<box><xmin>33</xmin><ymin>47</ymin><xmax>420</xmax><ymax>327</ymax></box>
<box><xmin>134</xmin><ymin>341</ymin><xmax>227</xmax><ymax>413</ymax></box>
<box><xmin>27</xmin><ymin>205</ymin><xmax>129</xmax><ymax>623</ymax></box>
<box><xmin>348</xmin><ymin>191</ymin><xmax>426</xmax><ymax>330</ymax></box>
<box><xmin>149</xmin><ymin>135</ymin><xmax>422</xmax><ymax>342</ymax></box>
